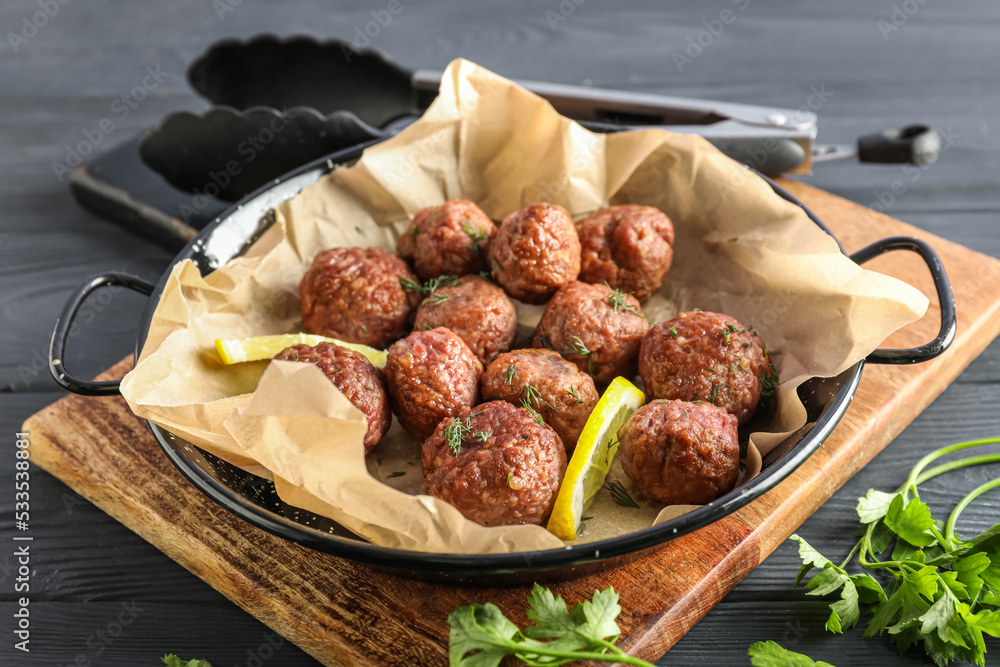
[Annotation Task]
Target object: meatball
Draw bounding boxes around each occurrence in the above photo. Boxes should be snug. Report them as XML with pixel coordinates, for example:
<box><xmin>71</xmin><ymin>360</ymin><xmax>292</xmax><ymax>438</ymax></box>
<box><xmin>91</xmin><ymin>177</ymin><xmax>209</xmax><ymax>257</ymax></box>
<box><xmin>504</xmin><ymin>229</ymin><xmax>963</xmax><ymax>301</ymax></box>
<box><xmin>619</xmin><ymin>399</ymin><xmax>739</xmax><ymax>505</ymax></box>
<box><xmin>300</xmin><ymin>247</ymin><xmax>420</xmax><ymax>348</ymax></box>
<box><xmin>422</xmin><ymin>401</ymin><xmax>567</xmax><ymax>526</ymax></box>
<box><xmin>576</xmin><ymin>204</ymin><xmax>675</xmax><ymax>302</ymax></box>
<box><xmin>488</xmin><ymin>203</ymin><xmax>581</xmax><ymax>304</ymax></box>
<box><xmin>397</xmin><ymin>199</ymin><xmax>497</xmax><ymax>280</ymax></box>
<box><xmin>481</xmin><ymin>349</ymin><xmax>599</xmax><ymax>451</ymax></box>
<box><xmin>638</xmin><ymin>311</ymin><xmax>772</xmax><ymax>425</ymax></box>
<box><xmin>273</xmin><ymin>342</ymin><xmax>391</xmax><ymax>452</ymax></box>
<box><xmin>383</xmin><ymin>327</ymin><xmax>483</xmax><ymax>441</ymax></box>
<box><xmin>533</xmin><ymin>281</ymin><xmax>649</xmax><ymax>384</ymax></box>
<box><xmin>413</xmin><ymin>275</ymin><xmax>517</xmax><ymax>366</ymax></box>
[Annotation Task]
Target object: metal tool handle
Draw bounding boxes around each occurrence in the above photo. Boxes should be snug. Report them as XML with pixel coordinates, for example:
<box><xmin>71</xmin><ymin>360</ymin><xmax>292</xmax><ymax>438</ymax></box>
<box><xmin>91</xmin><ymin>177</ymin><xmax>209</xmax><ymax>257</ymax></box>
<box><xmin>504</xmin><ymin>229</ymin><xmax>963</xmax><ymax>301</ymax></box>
<box><xmin>49</xmin><ymin>272</ymin><xmax>156</xmax><ymax>395</ymax></box>
<box><xmin>857</xmin><ymin>124</ymin><xmax>941</xmax><ymax>166</ymax></box>
<box><xmin>850</xmin><ymin>236</ymin><xmax>956</xmax><ymax>364</ymax></box>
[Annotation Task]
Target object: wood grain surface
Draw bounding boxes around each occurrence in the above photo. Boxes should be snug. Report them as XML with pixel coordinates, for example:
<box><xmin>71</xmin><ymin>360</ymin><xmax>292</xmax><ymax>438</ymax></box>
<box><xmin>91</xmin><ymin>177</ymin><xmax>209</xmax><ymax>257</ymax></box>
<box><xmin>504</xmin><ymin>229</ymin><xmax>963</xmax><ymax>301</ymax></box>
<box><xmin>3</xmin><ymin>2</ymin><xmax>1000</xmax><ymax>665</ymax></box>
<box><xmin>20</xmin><ymin>183</ymin><xmax>1000</xmax><ymax>666</ymax></box>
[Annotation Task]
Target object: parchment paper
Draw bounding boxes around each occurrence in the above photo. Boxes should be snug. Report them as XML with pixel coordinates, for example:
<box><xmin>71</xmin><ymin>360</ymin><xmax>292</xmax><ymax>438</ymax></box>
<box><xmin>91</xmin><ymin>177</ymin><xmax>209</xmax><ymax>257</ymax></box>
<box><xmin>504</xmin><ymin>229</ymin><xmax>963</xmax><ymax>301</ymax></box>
<box><xmin>120</xmin><ymin>59</ymin><xmax>928</xmax><ymax>553</ymax></box>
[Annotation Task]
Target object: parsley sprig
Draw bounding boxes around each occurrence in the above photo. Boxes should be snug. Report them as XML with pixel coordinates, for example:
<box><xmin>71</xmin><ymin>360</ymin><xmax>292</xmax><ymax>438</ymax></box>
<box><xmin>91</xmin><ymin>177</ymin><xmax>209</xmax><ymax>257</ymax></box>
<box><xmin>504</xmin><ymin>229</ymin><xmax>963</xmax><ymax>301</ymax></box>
<box><xmin>790</xmin><ymin>436</ymin><xmax>1000</xmax><ymax>667</ymax></box>
<box><xmin>448</xmin><ymin>584</ymin><xmax>656</xmax><ymax>666</ymax></box>
<box><xmin>162</xmin><ymin>657</ymin><xmax>213</xmax><ymax>667</ymax></box>
<box><xmin>400</xmin><ymin>275</ymin><xmax>462</xmax><ymax>305</ymax></box>
<box><xmin>442</xmin><ymin>410</ymin><xmax>486</xmax><ymax>455</ymax></box>
<box><xmin>748</xmin><ymin>641</ymin><xmax>835</xmax><ymax>666</ymax></box>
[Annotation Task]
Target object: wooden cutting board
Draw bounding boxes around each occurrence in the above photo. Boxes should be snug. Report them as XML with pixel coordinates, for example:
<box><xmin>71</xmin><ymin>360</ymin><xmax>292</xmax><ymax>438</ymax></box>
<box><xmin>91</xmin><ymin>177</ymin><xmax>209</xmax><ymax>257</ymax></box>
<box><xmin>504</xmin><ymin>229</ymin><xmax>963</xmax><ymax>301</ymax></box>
<box><xmin>23</xmin><ymin>181</ymin><xmax>1000</xmax><ymax>666</ymax></box>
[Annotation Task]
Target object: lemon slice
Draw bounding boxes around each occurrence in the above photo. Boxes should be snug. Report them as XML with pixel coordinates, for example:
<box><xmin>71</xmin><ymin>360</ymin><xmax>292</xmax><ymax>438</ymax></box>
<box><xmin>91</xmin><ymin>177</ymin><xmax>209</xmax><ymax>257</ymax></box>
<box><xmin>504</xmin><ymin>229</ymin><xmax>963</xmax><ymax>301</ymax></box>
<box><xmin>214</xmin><ymin>333</ymin><xmax>387</xmax><ymax>369</ymax></box>
<box><xmin>547</xmin><ymin>376</ymin><xmax>646</xmax><ymax>541</ymax></box>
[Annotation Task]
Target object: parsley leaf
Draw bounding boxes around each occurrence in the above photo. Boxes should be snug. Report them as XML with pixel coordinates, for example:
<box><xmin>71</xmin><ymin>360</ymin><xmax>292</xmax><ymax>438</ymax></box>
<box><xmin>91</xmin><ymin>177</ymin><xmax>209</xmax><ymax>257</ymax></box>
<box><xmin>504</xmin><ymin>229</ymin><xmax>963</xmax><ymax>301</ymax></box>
<box><xmin>748</xmin><ymin>641</ymin><xmax>837</xmax><ymax>666</ymax></box>
<box><xmin>856</xmin><ymin>489</ymin><xmax>898</xmax><ymax>524</ymax></box>
<box><xmin>884</xmin><ymin>495</ymin><xmax>937</xmax><ymax>547</ymax></box>
<box><xmin>162</xmin><ymin>657</ymin><xmax>213</xmax><ymax>667</ymax></box>
<box><xmin>789</xmin><ymin>436</ymin><xmax>1000</xmax><ymax>667</ymax></box>
<box><xmin>448</xmin><ymin>584</ymin><xmax>656</xmax><ymax>666</ymax></box>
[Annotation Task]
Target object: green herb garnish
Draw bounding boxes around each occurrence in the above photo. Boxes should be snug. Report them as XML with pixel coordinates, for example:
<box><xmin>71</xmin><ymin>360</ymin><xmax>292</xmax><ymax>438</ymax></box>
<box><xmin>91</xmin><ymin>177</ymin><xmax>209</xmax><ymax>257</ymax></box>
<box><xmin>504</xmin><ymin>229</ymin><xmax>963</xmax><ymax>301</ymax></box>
<box><xmin>520</xmin><ymin>398</ymin><xmax>545</xmax><ymax>425</ymax></box>
<box><xmin>448</xmin><ymin>584</ymin><xmax>656</xmax><ymax>666</ymax></box>
<box><xmin>760</xmin><ymin>362</ymin><xmax>780</xmax><ymax>397</ymax></box>
<box><xmin>669</xmin><ymin>326</ymin><xmax>677</xmax><ymax>337</ymax></box>
<box><xmin>748</xmin><ymin>641</ymin><xmax>835</xmax><ymax>666</ymax></box>
<box><xmin>789</xmin><ymin>436</ymin><xmax>1000</xmax><ymax>667</ymax></box>
<box><xmin>567</xmin><ymin>385</ymin><xmax>583</xmax><ymax>404</ymax></box>
<box><xmin>442</xmin><ymin>410</ymin><xmax>485</xmax><ymax>455</ymax></box>
<box><xmin>505</xmin><ymin>363</ymin><xmax>518</xmax><ymax>384</ymax></box>
<box><xmin>400</xmin><ymin>274</ymin><xmax>462</xmax><ymax>305</ymax></box>
<box><xmin>461</xmin><ymin>221</ymin><xmax>490</xmax><ymax>250</ymax></box>
<box><xmin>562</xmin><ymin>336</ymin><xmax>591</xmax><ymax>356</ymax></box>
<box><xmin>608</xmin><ymin>481</ymin><xmax>640</xmax><ymax>509</ymax></box>
<box><xmin>523</xmin><ymin>384</ymin><xmax>558</xmax><ymax>411</ymax></box>
<box><xmin>162</xmin><ymin>657</ymin><xmax>214</xmax><ymax>667</ymax></box>
<box><xmin>604</xmin><ymin>283</ymin><xmax>644</xmax><ymax>318</ymax></box>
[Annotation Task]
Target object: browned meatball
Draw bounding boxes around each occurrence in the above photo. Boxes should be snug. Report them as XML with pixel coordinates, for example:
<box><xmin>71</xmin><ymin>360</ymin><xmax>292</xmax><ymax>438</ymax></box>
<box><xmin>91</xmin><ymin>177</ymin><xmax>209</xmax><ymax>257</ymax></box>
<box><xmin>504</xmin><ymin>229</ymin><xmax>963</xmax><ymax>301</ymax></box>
<box><xmin>488</xmin><ymin>203</ymin><xmax>581</xmax><ymax>304</ymax></box>
<box><xmin>300</xmin><ymin>247</ymin><xmax>420</xmax><ymax>348</ymax></box>
<box><xmin>480</xmin><ymin>349</ymin><xmax>599</xmax><ymax>452</ymax></box>
<box><xmin>273</xmin><ymin>342</ymin><xmax>391</xmax><ymax>452</ymax></box>
<box><xmin>412</xmin><ymin>275</ymin><xmax>517</xmax><ymax>366</ymax></box>
<box><xmin>397</xmin><ymin>199</ymin><xmax>497</xmax><ymax>281</ymax></box>
<box><xmin>383</xmin><ymin>327</ymin><xmax>483</xmax><ymax>441</ymax></box>
<box><xmin>638</xmin><ymin>311</ymin><xmax>773</xmax><ymax>425</ymax></box>
<box><xmin>619</xmin><ymin>399</ymin><xmax>739</xmax><ymax>505</ymax></box>
<box><xmin>532</xmin><ymin>281</ymin><xmax>649</xmax><ymax>384</ymax></box>
<box><xmin>422</xmin><ymin>401</ymin><xmax>567</xmax><ymax>526</ymax></box>
<box><xmin>576</xmin><ymin>205</ymin><xmax>675</xmax><ymax>302</ymax></box>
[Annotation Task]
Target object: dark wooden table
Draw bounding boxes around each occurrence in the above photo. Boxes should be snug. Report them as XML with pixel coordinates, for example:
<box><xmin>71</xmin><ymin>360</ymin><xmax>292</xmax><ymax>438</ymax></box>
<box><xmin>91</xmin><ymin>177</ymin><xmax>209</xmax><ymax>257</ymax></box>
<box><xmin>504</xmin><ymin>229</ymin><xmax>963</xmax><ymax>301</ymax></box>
<box><xmin>2</xmin><ymin>1</ymin><xmax>998</xmax><ymax>665</ymax></box>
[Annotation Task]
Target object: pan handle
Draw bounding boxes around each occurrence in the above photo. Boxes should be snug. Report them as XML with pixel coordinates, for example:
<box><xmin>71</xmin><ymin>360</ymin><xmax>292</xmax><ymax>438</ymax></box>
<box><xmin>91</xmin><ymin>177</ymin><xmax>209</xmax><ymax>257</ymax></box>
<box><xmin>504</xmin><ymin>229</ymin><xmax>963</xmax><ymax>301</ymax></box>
<box><xmin>850</xmin><ymin>236</ymin><xmax>956</xmax><ymax>364</ymax></box>
<box><xmin>49</xmin><ymin>272</ymin><xmax>156</xmax><ymax>395</ymax></box>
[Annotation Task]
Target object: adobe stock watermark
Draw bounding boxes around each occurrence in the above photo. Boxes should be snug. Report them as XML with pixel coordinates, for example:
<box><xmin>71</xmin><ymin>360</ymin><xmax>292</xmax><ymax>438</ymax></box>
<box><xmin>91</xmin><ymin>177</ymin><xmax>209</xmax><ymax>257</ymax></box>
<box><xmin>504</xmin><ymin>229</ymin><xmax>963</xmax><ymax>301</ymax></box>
<box><xmin>50</xmin><ymin>64</ymin><xmax>171</xmax><ymax>182</ymax></box>
<box><xmin>342</xmin><ymin>0</ymin><xmax>415</xmax><ymax>60</ymax></box>
<box><xmin>877</xmin><ymin>0</ymin><xmax>930</xmax><ymax>41</ymax></box>
<box><xmin>9</xmin><ymin>265</ymin><xmax>130</xmax><ymax>391</ymax></box>
<box><xmin>235</xmin><ymin>630</ymin><xmax>285</xmax><ymax>667</ymax></box>
<box><xmin>715</xmin><ymin>84</ymin><xmax>833</xmax><ymax>203</ymax></box>
<box><xmin>68</xmin><ymin>601</ymin><xmax>145</xmax><ymax>664</ymax></box>
<box><xmin>213</xmin><ymin>0</ymin><xmax>243</xmax><ymax>20</ymax></box>
<box><xmin>861</xmin><ymin>125</ymin><xmax>958</xmax><ymax>223</ymax></box>
<box><xmin>6</xmin><ymin>0</ymin><xmax>72</xmax><ymax>53</ymax></box>
<box><xmin>546</xmin><ymin>0</ymin><xmax>587</xmax><ymax>31</ymax></box>
<box><xmin>672</xmin><ymin>0</ymin><xmax>752</xmax><ymax>73</ymax></box>
<box><xmin>175</xmin><ymin>110</ymin><xmax>300</xmax><ymax>224</ymax></box>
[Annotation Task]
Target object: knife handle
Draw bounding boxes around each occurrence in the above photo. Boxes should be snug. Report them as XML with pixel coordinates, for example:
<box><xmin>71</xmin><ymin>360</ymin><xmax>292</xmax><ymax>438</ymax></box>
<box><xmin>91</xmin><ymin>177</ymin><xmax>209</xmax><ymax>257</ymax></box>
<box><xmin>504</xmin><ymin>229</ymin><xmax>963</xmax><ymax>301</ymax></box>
<box><xmin>857</xmin><ymin>125</ymin><xmax>941</xmax><ymax>166</ymax></box>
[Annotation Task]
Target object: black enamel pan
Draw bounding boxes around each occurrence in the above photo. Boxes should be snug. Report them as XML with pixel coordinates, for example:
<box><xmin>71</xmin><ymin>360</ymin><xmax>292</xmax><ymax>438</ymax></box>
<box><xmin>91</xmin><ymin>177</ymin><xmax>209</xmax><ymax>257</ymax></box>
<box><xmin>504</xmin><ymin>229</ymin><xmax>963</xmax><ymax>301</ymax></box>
<box><xmin>49</xmin><ymin>139</ymin><xmax>956</xmax><ymax>584</ymax></box>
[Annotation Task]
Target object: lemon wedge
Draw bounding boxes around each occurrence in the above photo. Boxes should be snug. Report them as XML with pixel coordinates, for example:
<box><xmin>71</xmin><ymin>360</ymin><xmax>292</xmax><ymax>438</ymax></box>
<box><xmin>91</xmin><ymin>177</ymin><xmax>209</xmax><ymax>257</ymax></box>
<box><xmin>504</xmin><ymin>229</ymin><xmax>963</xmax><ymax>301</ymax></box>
<box><xmin>547</xmin><ymin>376</ymin><xmax>646</xmax><ymax>541</ymax></box>
<box><xmin>214</xmin><ymin>333</ymin><xmax>387</xmax><ymax>369</ymax></box>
